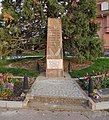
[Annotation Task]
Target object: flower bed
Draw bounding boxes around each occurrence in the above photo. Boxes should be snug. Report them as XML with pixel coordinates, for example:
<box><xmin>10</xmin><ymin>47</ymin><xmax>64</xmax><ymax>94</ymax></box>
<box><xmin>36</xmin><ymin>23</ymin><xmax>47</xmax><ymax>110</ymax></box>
<box><xmin>77</xmin><ymin>70</ymin><xmax>109</xmax><ymax>110</ymax></box>
<box><xmin>78</xmin><ymin>70</ymin><xmax>109</xmax><ymax>102</ymax></box>
<box><xmin>0</xmin><ymin>72</ymin><xmax>35</xmax><ymax>101</ymax></box>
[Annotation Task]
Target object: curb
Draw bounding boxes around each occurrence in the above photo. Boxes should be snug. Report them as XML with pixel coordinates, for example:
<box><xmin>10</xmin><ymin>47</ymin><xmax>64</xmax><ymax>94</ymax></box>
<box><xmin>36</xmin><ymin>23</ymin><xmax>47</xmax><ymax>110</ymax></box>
<box><xmin>0</xmin><ymin>97</ymin><xmax>29</xmax><ymax>108</ymax></box>
<box><xmin>0</xmin><ymin>100</ymin><xmax>23</xmax><ymax>108</ymax></box>
<box><xmin>88</xmin><ymin>97</ymin><xmax>109</xmax><ymax>110</ymax></box>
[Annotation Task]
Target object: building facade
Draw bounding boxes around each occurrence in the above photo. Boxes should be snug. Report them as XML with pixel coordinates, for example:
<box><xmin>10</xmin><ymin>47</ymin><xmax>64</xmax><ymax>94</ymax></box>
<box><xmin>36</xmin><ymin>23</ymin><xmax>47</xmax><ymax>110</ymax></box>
<box><xmin>97</xmin><ymin>0</ymin><xmax>109</xmax><ymax>49</ymax></box>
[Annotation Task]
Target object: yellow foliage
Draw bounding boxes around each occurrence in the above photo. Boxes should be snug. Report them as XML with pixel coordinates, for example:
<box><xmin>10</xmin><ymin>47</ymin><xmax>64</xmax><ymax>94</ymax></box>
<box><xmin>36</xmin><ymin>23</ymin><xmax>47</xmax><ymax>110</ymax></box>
<box><xmin>6</xmin><ymin>24</ymin><xmax>10</xmax><ymax>28</ymax></box>
<box><xmin>72</xmin><ymin>1</ymin><xmax>78</xmax><ymax>8</ymax></box>
<box><xmin>3</xmin><ymin>11</ymin><xmax>14</xmax><ymax>23</ymax></box>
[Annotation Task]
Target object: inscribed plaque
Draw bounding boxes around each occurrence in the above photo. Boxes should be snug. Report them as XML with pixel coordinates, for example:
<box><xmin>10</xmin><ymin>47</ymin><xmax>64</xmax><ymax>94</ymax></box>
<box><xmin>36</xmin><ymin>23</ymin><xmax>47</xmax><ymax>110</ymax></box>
<box><xmin>47</xmin><ymin>59</ymin><xmax>63</xmax><ymax>69</ymax></box>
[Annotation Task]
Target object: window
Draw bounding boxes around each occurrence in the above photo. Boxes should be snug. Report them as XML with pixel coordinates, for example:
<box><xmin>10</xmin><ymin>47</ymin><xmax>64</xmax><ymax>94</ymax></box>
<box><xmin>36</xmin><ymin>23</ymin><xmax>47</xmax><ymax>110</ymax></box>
<box><xmin>101</xmin><ymin>2</ymin><xmax>109</xmax><ymax>11</ymax></box>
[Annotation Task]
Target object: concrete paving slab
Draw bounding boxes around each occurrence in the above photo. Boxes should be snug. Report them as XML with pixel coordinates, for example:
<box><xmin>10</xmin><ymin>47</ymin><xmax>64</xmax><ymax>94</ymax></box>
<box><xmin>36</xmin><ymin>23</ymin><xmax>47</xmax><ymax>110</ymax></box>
<box><xmin>28</xmin><ymin>72</ymin><xmax>87</xmax><ymax>100</ymax></box>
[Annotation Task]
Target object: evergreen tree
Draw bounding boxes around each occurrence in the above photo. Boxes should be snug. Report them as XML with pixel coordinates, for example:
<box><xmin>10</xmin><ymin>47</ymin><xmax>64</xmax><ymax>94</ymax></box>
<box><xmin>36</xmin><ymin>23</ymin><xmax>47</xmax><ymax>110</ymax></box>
<box><xmin>62</xmin><ymin>0</ymin><xmax>103</xmax><ymax>62</ymax></box>
<box><xmin>0</xmin><ymin>0</ymin><xmax>47</xmax><ymax>54</ymax></box>
<box><xmin>0</xmin><ymin>0</ymin><xmax>103</xmax><ymax>61</ymax></box>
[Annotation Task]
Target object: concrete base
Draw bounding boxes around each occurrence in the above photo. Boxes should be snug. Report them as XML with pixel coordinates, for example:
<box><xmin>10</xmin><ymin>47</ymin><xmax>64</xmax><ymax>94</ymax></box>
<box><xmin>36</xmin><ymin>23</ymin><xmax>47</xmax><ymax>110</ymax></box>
<box><xmin>25</xmin><ymin>72</ymin><xmax>89</xmax><ymax>111</ymax></box>
<box><xmin>46</xmin><ymin>69</ymin><xmax>64</xmax><ymax>77</ymax></box>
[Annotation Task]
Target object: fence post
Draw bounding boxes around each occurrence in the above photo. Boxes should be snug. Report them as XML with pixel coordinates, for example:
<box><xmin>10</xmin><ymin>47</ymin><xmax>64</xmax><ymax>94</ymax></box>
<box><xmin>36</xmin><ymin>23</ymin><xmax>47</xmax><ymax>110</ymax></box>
<box><xmin>88</xmin><ymin>76</ymin><xmax>94</xmax><ymax>97</ymax></box>
<box><xmin>68</xmin><ymin>60</ymin><xmax>72</xmax><ymax>73</ymax></box>
<box><xmin>23</xmin><ymin>74</ymin><xmax>28</xmax><ymax>92</ymax></box>
<box><xmin>36</xmin><ymin>61</ymin><xmax>40</xmax><ymax>72</ymax></box>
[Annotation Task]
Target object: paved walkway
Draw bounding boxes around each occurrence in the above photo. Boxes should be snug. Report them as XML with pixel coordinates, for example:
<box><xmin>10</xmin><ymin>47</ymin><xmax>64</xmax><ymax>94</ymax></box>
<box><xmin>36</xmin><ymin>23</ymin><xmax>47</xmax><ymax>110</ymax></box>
<box><xmin>29</xmin><ymin>72</ymin><xmax>87</xmax><ymax>100</ymax></box>
<box><xmin>0</xmin><ymin>108</ymin><xmax>109</xmax><ymax>120</ymax></box>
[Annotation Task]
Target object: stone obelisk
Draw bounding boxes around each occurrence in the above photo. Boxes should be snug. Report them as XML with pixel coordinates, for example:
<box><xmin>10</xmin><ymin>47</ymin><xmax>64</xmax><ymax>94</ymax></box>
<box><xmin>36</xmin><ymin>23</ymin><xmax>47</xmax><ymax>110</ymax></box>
<box><xmin>46</xmin><ymin>18</ymin><xmax>64</xmax><ymax>77</ymax></box>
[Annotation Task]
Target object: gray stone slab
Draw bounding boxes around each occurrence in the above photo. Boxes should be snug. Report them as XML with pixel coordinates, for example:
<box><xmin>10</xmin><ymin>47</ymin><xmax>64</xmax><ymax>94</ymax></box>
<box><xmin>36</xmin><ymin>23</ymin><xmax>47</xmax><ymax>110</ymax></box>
<box><xmin>29</xmin><ymin>73</ymin><xmax>87</xmax><ymax>99</ymax></box>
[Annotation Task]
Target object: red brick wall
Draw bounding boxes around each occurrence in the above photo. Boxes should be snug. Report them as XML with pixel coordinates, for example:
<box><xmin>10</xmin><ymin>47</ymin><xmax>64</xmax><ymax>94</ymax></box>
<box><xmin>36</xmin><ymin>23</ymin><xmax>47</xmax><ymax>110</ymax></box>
<box><xmin>97</xmin><ymin>0</ymin><xmax>109</xmax><ymax>49</ymax></box>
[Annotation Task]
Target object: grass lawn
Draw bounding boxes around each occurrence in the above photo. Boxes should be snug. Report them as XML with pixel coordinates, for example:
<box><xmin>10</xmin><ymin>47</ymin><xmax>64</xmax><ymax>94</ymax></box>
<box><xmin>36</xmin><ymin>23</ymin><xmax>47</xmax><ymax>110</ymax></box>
<box><xmin>0</xmin><ymin>58</ymin><xmax>39</xmax><ymax>77</ymax></box>
<box><xmin>70</xmin><ymin>58</ymin><xmax>109</xmax><ymax>78</ymax></box>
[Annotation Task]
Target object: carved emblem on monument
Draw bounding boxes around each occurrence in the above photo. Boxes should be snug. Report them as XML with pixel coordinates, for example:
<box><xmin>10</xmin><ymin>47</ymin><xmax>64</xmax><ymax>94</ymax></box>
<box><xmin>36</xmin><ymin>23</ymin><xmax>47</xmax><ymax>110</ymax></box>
<box><xmin>49</xmin><ymin>48</ymin><xmax>61</xmax><ymax>58</ymax></box>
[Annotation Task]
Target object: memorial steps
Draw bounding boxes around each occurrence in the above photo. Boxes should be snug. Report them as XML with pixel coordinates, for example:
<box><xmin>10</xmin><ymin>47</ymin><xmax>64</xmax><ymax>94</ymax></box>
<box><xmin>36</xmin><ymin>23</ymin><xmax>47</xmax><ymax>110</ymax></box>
<box><xmin>25</xmin><ymin>73</ymin><xmax>90</xmax><ymax>111</ymax></box>
<box><xmin>26</xmin><ymin>99</ymin><xmax>89</xmax><ymax>112</ymax></box>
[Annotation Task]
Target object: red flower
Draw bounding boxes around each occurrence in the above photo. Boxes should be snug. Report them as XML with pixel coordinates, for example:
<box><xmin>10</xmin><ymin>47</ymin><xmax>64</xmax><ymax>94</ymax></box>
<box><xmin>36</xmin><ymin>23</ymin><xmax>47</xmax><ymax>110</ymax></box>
<box><xmin>97</xmin><ymin>72</ymin><xmax>101</xmax><ymax>75</ymax></box>
<box><xmin>3</xmin><ymin>74</ymin><xmax>7</xmax><ymax>79</ymax></box>
<box><xmin>1</xmin><ymin>81</ymin><xmax>4</xmax><ymax>85</ymax></box>
<box><xmin>8</xmin><ymin>72</ymin><xmax>10</xmax><ymax>74</ymax></box>
<box><xmin>0</xmin><ymin>75</ymin><xmax>3</xmax><ymax>79</ymax></box>
<box><xmin>86</xmin><ymin>73</ymin><xmax>89</xmax><ymax>76</ymax></box>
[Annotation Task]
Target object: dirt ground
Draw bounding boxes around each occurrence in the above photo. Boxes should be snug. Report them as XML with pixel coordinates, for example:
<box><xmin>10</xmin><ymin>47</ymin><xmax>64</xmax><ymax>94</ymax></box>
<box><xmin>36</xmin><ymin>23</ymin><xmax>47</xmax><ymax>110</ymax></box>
<box><xmin>6</xmin><ymin>58</ymin><xmax>93</xmax><ymax>72</ymax></box>
<box><xmin>6</xmin><ymin>59</ymin><xmax>37</xmax><ymax>71</ymax></box>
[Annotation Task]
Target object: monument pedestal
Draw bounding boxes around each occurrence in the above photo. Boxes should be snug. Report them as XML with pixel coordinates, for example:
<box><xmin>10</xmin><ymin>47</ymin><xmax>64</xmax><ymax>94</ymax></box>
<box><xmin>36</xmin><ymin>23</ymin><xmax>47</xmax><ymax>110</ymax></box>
<box><xmin>46</xmin><ymin>18</ymin><xmax>64</xmax><ymax>77</ymax></box>
<box><xmin>46</xmin><ymin>69</ymin><xmax>64</xmax><ymax>77</ymax></box>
